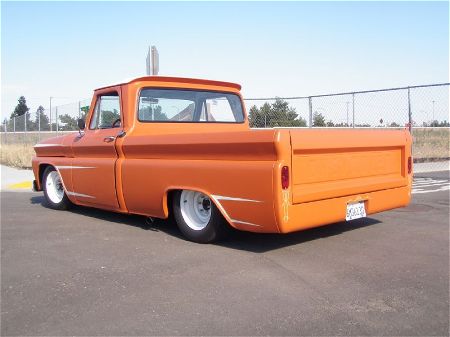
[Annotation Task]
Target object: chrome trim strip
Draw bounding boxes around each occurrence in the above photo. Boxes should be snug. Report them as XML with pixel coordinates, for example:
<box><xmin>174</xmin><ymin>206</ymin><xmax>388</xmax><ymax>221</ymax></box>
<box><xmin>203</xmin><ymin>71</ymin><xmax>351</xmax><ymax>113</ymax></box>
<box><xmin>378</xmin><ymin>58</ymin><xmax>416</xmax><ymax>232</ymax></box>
<box><xmin>34</xmin><ymin>143</ymin><xmax>62</xmax><ymax>147</ymax></box>
<box><xmin>209</xmin><ymin>194</ymin><xmax>263</xmax><ymax>229</ymax></box>
<box><xmin>66</xmin><ymin>191</ymin><xmax>95</xmax><ymax>199</ymax></box>
<box><xmin>230</xmin><ymin>219</ymin><xmax>261</xmax><ymax>227</ymax></box>
<box><xmin>211</xmin><ymin>195</ymin><xmax>263</xmax><ymax>203</ymax></box>
<box><xmin>56</xmin><ymin>166</ymin><xmax>96</xmax><ymax>170</ymax></box>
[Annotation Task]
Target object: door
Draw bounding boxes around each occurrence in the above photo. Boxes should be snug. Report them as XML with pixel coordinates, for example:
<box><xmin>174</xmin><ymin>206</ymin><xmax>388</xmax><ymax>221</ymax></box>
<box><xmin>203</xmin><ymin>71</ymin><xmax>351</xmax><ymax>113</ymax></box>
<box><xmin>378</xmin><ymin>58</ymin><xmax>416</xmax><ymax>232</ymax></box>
<box><xmin>70</xmin><ymin>88</ymin><xmax>123</xmax><ymax>210</ymax></box>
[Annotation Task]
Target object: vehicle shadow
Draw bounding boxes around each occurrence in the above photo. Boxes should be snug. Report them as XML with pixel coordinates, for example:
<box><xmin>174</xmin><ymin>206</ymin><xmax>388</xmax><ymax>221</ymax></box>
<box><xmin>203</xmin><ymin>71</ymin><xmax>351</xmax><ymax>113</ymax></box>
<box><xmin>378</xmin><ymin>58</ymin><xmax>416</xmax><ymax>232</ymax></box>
<box><xmin>30</xmin><ymin>195</ymin><xmax>182</xmax><ymax>234</ymax></box>
<box><xmin>30</xmin><ymin>195</ymin><xmax>381</xmax><ymax>253</ymax></box>
<box><xmin>218</xmin><ymin>217</ymin><xmax>380</xmax><ymax>253</ymax></box>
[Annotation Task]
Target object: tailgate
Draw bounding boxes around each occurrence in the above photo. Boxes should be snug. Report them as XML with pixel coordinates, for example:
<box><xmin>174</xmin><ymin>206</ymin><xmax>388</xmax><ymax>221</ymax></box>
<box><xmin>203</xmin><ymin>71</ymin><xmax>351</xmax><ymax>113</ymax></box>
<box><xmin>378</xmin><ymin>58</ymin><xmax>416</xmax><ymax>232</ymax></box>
<box><xmin>290</xmin><ymin>129</ymin><xmax>409</xmax><ymax>204</ymax></box>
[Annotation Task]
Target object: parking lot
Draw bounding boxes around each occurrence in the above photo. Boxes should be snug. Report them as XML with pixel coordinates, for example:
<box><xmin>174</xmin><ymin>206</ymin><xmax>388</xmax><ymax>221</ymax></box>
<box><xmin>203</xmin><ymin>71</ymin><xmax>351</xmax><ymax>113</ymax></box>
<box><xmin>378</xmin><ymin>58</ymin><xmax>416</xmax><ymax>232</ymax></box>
<box><xmin>1</xmin><ymin>171</ymin><xmax>449</xmax><ymax>336</ymax></box>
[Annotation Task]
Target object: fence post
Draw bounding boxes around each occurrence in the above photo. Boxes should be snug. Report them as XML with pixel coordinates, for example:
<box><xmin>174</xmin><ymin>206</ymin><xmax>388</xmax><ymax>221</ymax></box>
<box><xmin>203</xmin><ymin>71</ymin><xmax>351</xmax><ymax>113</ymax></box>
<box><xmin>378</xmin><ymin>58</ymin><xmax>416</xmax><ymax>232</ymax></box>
<box><xmin>352</xmin><ymin>93</ymin><xmax>355</xmax><ymax>128</ymax></box>
<box><xmin>78</xmin><ymin>101</ymin><xmax>81</xmax><ymax>119</ymax></box>
<box><xmin>38</xmin><ymin>109</ymin><xmax>41</xmax><ymax>132</ymax></box>
<box><xmin>407</xmin><ymin>87</ymin><xmax>412</xmax><ymax>132</ymax></box>
<box><xmin>308</xmin><ymin>97</ymin><xmax>313</xmax><ymax>128</ymax></box>
<box><xmin>13</xmin><ymin>116</ymin><xmax>16</xmax><ymax>133</ymax></box>
<box><xmin>56</xmin><ymin>107</ymin><xmax>59</xmax><ymax>133</ymax></box>
<box><xmin>25</xmin><ymin>113</ymin><xmax>27</xmax><ymax>132</ymax></box>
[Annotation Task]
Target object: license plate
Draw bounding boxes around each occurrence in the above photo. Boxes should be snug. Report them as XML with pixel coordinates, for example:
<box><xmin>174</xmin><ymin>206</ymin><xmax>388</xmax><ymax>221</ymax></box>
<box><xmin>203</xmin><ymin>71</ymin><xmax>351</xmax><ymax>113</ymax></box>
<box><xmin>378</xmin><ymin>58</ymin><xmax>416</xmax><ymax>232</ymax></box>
<box><xmin>346</xmin><ymin>201</ymin><xmax>366</xmax><ymax>221</ymax></box>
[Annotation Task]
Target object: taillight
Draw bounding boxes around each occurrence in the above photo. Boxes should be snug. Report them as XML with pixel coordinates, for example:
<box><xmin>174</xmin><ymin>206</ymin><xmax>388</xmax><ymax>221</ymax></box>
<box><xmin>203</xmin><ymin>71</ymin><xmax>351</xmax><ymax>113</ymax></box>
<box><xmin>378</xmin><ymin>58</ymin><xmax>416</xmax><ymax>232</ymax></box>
<box><xmin>408</xmin><ymin>156</ymin><xmax>412</xmax><ymax>174</ymax></box>
<box><xmin>281</xmin><ymin>166</ymin><xmax>289</xmax><ymax>189</ymax></box>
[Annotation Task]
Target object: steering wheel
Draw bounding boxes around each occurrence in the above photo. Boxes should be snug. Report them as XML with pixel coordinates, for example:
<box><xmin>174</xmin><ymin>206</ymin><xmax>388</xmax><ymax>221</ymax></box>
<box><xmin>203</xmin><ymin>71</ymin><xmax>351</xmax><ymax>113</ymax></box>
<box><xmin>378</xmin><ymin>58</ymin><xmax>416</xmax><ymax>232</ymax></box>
<box><xmin>111</xmin><ymin>118</ymin><xmax>121</xmax><ymax>128</ymax></box>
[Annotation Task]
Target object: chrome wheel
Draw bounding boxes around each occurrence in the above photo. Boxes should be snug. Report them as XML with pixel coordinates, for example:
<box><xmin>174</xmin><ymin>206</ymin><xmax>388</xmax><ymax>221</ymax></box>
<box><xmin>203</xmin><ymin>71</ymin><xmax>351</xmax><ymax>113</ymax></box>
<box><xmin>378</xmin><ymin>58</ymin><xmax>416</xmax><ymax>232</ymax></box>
<box><xmin>180</xmin><ymin>190</ymin><xmax>212</xmax><ymax>230</ymax></box>
<box><xmin>46</xmin><ymin>170</ymin><xmax>64</xmax><ymax>204</ymax></box>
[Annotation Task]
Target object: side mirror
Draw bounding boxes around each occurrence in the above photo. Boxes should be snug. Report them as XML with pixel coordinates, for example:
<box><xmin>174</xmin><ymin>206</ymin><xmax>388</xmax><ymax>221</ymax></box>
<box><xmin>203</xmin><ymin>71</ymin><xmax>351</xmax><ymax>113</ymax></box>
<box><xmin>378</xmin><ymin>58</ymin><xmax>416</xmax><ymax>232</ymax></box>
<box><xmin>77</xmin><ymin>118</ymin><xmax>85</xmax><ymax>130</ymax></box>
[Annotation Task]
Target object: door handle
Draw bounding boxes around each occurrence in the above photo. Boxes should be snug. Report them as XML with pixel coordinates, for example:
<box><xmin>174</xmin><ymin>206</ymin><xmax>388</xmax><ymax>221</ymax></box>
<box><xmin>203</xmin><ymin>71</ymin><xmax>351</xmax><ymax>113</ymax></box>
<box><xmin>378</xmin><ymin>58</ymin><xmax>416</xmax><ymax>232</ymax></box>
<box><xmin>103</xmin><ymin>136</ymin><xmax>115</xmax><ymax>143</ymax></box>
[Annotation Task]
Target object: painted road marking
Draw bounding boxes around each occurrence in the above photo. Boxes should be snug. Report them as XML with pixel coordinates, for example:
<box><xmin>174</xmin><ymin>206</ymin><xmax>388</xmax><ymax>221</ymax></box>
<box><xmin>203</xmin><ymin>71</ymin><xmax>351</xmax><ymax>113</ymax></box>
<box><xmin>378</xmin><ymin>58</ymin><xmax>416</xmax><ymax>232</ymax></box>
<box><xmin>7</xmin><ymin>181</ymin><xmax>33</xmax><ymax>189</ymax></box>
<box><xmin>412</xmin><ymin>177</ymin><xmax>450</xmax><ymax>194</ymax></box>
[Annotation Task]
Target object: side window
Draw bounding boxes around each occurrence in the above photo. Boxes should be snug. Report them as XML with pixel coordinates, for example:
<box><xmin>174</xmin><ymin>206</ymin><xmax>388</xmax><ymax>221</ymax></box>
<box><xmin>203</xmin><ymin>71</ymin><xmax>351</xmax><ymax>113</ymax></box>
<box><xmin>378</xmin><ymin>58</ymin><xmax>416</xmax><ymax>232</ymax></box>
<box><xmin>89</xmin><ymin>93</ymin><xmax>121</xmax><ymax>129</ymax></box>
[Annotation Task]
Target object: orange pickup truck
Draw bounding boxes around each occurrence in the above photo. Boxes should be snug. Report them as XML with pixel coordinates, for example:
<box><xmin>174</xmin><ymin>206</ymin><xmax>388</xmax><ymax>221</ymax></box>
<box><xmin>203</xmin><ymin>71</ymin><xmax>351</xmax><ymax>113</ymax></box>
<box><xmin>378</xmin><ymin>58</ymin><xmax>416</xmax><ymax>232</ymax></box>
<box><xmin>33</xmin><ymin>76</ymin><xmax>413</xmax><ymax>243</ymax></box>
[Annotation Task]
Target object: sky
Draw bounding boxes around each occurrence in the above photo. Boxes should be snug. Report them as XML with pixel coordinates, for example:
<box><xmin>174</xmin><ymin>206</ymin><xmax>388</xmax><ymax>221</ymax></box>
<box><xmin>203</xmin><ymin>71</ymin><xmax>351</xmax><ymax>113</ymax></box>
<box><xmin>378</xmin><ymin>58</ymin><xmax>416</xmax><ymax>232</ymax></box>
<box><xmin>1</xmin><ymin>1</ymin><xmax>449</xmax><ymax>121</ymax></box>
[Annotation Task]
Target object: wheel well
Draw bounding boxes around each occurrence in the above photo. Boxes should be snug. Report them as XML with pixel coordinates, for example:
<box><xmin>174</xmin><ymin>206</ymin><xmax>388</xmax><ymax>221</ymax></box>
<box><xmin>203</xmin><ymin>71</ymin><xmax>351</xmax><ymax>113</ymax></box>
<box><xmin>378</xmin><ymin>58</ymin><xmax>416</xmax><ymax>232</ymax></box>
<box><xmin>165</xmin><ymin>189</ymin><xmax>180</xmax><ymax>218</ymax></box>
<box><xmin>38</xmin><ymin>163</ymin><xmax>52</xmax><ymax>185</ymax></box>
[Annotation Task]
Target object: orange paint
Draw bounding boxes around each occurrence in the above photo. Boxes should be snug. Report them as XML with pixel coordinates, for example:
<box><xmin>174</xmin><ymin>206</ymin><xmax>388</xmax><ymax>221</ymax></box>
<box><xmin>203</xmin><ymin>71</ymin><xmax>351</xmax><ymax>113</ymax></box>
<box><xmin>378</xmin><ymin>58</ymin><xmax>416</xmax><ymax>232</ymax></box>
<box><xmin>32</xmin><ymin>76</ymin><xmax>412</xmax><ymax>234</ymax></box>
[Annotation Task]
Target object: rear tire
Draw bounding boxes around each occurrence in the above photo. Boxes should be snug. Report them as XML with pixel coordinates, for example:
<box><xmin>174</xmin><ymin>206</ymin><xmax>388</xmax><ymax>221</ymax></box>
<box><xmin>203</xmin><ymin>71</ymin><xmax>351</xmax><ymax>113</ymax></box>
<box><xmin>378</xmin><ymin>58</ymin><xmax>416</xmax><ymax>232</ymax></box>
<box><xmin>42</xmin><ymin>166</ymin><xmax>71</xmax><ymax>210</ymax></box>
<box><xmin>172</xmin><ymin>190</ymin><xmax>230</xmax><ymax>243</ymax></box>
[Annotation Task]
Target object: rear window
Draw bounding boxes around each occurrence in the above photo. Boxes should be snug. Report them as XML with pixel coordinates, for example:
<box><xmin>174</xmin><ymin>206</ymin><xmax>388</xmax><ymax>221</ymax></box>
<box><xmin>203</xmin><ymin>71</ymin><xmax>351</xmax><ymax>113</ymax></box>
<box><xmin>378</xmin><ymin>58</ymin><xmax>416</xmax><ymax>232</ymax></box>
<box><xmin>138</xmin><ymin>88</ymin><xmax>244</xmax><ymax>123</ymax></box>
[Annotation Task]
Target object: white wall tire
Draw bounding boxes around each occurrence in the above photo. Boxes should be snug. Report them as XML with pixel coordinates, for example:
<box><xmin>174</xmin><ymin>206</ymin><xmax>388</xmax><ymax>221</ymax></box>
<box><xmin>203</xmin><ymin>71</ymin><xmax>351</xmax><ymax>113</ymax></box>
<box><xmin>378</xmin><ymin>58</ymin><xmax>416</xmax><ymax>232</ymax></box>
<box><xmin>42</xmin><ymin>166</ymin><xmax>71</xmax><ymax>210</ymax></box>
<box><xmin>173</xmin><ymin>190</ymin><xmax>230</xmax><ymax>243</ymax></box>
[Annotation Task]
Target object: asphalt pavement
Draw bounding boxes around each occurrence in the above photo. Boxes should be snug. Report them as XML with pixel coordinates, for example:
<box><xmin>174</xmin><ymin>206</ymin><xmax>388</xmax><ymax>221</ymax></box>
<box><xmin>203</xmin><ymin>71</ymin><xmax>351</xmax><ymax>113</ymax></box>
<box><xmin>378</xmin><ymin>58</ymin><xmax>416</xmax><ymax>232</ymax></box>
<box><xmin>1</xmin><ymin>171</ymin><xmax>449</xmax><ymax>336</ymax></box>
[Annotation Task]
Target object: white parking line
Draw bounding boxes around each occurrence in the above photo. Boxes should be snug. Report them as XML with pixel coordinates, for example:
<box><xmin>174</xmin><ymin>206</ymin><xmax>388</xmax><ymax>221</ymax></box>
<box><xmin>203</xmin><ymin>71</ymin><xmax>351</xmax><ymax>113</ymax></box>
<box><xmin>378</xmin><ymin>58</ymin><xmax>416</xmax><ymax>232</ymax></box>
<box><xmin>412</xmin><ymin>185</ymin><xmax>450</xmax><ymax>194</ymax></box>
<box><xmin>412</xmin><ymin>182</ymin><xmax>450</xmax><ymax>188</ymax></box>
<box><xmin>412</xmin><ymin>177</ymin><xmax>450</xmax><ymax>194</ymax></box>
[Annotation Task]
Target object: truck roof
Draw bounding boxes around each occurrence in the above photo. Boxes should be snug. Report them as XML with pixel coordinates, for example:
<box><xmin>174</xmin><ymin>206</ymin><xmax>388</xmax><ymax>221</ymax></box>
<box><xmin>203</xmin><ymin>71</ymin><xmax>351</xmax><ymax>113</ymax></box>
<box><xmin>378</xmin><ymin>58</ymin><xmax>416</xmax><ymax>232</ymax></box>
<box><xmin>96</xmin><ymin>76</ymin><xmax>242</xmax><ymax>91</ymax></box>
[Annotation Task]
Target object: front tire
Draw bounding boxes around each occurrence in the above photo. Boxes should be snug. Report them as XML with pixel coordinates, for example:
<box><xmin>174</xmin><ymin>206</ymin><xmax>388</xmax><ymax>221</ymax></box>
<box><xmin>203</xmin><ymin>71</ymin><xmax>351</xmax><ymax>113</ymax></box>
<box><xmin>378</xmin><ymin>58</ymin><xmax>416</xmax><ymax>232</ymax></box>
<box><xmin>172</xmin><ymin>190</ymin><xmax>230</xmax><ymax>243</ymax></box>
<box><xmin>42</xmin><ymin>166</ymin><xmax>71</xmax><ymax>210</ymax></box>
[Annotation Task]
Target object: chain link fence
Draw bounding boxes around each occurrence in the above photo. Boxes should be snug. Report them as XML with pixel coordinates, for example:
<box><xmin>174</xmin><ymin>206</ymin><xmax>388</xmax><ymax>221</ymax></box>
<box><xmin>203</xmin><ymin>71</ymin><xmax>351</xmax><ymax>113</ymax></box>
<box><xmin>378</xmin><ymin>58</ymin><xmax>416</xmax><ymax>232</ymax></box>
<box><xmin>2</xmin><ymin>99</ymin><xmax>91</xmax><ymax>134</ymax></box>
<box><xmin>1</xmin><ymin>83</ymin><xmax>449</xmax><ymax>170</ymax></box>
<box><xmin>244</xmin><ymin>83</ymin><xmax>449</xmax><ymax>128</ymax></box>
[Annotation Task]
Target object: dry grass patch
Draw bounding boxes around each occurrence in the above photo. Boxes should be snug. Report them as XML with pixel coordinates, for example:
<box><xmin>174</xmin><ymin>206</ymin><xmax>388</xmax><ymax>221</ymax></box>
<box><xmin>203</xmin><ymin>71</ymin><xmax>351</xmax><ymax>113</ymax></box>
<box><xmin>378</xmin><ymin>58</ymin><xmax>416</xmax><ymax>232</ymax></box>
<box><xmin>412</xmin><ymin>128</ymin><xmax>450</xmax><ymax>160</ymax></box>
<box><xmin>0</xmin><ymin>143</ymin><xmax>35</xmax><ymax>169</ymax></box>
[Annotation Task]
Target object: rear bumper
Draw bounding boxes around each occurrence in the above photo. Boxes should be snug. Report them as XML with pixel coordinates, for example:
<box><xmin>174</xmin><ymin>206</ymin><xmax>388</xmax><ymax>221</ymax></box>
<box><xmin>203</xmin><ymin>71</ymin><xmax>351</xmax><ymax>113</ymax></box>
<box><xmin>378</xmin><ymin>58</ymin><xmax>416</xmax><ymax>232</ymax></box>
<box><xmin>279</xmin><ymin>185</ymin><xmax>411</xmax><ymax>233</ymax></box>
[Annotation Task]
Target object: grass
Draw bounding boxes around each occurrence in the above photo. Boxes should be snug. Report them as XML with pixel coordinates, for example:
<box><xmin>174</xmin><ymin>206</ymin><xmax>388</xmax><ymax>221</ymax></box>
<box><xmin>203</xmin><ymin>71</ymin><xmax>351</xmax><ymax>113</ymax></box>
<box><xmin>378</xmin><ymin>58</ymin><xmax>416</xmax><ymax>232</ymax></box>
<box><xmin>0</xmin><ymin>129</ymin><xmax>448</xmax><ymax>169</ymax></box>
<box><xmin>412</xmin><ymin>128</ymin><xmax>450</xmax><ymax>161</ymax></box>
<box><xmin>0</xmin><ymin>131</ymin><xmax>74</xmax><ymax>169</ymax></box>
<box><xmin>0</xmin><ymin>143</ymin><xmax>35</xmax><ymax>169</ymax></box>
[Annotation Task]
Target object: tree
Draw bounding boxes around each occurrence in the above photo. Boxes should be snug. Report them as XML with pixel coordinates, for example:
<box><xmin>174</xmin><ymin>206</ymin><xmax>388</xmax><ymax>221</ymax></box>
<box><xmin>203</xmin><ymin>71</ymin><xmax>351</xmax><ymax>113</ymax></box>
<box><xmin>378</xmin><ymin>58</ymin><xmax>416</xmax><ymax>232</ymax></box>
<box><xmin>389</xmin><ymin>122</ymin><xmax>400</xmax><ymax>127</ymax></box>
<box><xmin>35</xmin><ymin>105</ymin><xmax>50</xmax><ymax>131</ymax></box>
<box><xmin>248</xmin><ymin>98</ymin><xmax>306</xmax><ymax>127</ymax></box>
<box><xmin>59</xmin><ymin>114</ymin><xmax>78</xmax><ymax>131</ymax></box>
<box><xmin>10</xmin><ymin>96</ymin><xmax>31</xmax><ymax>131</ymax></box>
<box><xmin>80</xmin><ymin>106</ymin><xmax>90</xmax><ymax>120</ymax></box>
<box><xmin>11</xmin><ymin>96</ymin><xmax>29</xmax><ymax>118</ymax></box>
<box><xmin>430</xmin><ymin>120</ymin><xmax>450</xmax><ymax>127</ymax></box>
<box><xmin>312</xmin><ymin>112</ymin><xmax>326</xmax><ymax>127</ymax></box>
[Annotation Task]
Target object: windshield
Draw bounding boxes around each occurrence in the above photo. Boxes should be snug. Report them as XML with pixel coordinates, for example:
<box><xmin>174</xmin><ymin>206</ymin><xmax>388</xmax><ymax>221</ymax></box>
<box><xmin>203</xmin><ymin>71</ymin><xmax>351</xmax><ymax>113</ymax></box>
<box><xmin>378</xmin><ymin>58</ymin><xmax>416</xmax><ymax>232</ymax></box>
<box><xmin>138</xmin><ymin>88</ymin><xmax>244</xmax><ymax>123</ymax></box>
